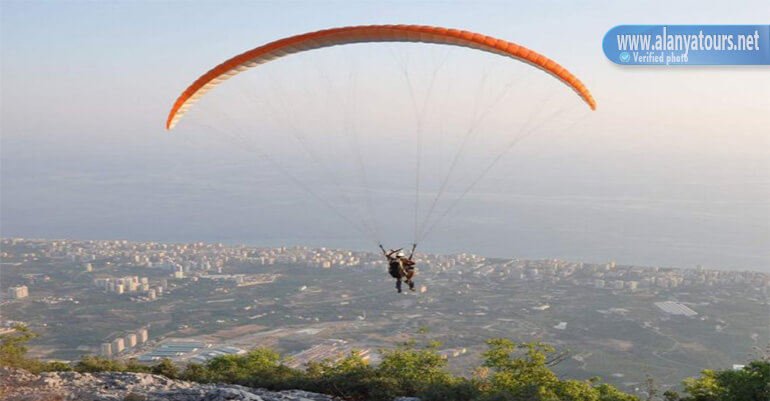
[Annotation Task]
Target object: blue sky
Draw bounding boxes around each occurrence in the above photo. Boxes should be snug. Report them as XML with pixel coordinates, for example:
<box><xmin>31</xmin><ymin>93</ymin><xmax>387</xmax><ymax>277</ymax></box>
<box><xmin>1</xmin><ymin>1</ymin><xmax>768</xmax><ymax>270</ymax></box>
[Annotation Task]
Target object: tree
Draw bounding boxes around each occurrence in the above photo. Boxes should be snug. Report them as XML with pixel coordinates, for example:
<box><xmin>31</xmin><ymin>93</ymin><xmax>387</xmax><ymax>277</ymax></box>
<box><xmin>376</xmin><ymin>340</ymin><xmax>451</xmax><ymax>397</ymax></box>
<box><xmin>204</xmin><ymin>354</ymin><xmax>248</xmax><ymax>383</ymax></box>
<box><xmin>681</xmin><ymin>369</ymin><xmax>722</xmax><ymax>401</ymax></box>
<box><xmin>181</xmin><ymin>362</ymin><xmax>212</xmax><ymax>382</ymax></box>
<box><xmin>125</xmin><ymin>358</ymin><xmax>151</xmax><ymax>373</ymax></box>
<box><xmin>663</xmin><ymin>390</ymin><xmax>680</xmax><ymax>401</ymax></box>
<box><xmin>481</xmin><ymin>339</ymin><xmax>559</xmax><ymax>398</ymax></box>
<box><xmin>679</xmin><ymin>361</ymin><xmax>770</xmax><ymax>401</ymax></box>
<box><xmin>200</xmin><ymin>346</ymin><xmax>300</xmax><ymax>388</ymax></box>
<box><xmin>644</xmin><ymin>374</ymin><xmax>658</xmax><ymax>401</ymax></box>
<box><xmin>75</xmin><ymin>355</ymin><xmax>126</xmax><ymax>373</ymax></box>
<box><xmin>596</xmin><ymin>383</ymin><xmax>640</xmax><ymax>401</ymax></box>
<box><xmin>0</xmin><ymin>325</ymin><xmax>40</xmax><ymax>370</ymax></box>
<box><xmin>303</xmin><ymin>350</ymin><xmax>376</xmax><ymax>399</ymax></box>
<box><xmin>711</xmin><ymin>361</ymin><xmax>769</xmax><ymax>401</ymax></box>
<box><xmin>478</xmin><ymin>339</ymin><xmax>639</xmax><ymax>401</ymax></box>
<box><xmin>151</xmin><ymin>358</ymin><xmax>179</xmax><ymax>379</ymax></box>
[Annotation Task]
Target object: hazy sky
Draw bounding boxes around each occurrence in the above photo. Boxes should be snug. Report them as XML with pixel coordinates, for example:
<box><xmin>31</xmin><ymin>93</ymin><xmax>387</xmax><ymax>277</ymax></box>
<box><xmin>1</xmin><ymin>1</ymin><xmax>768</xmax><ymax>271</ymax></box>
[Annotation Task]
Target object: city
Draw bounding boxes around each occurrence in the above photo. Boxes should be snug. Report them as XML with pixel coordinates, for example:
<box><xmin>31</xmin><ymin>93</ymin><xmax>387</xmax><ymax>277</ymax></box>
<box><xmin>1</xmin><ymin>237</ymin><xmax>767</xmax><ymax>394</ymax></box>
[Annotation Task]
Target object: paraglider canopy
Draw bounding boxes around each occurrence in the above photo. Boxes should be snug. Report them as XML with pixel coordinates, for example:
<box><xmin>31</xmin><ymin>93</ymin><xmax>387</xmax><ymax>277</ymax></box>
<box><xmin>166</xmin><ymin>24</ymin><xmax>596</xmax><ymax>130</ymax></box>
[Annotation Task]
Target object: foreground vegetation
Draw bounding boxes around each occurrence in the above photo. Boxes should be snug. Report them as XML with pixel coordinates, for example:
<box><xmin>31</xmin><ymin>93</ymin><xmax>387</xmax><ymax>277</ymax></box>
<box><xmin>2</xmin><ymin>326</ymin><xmax>768</xmax><ymax>401</ymax></box>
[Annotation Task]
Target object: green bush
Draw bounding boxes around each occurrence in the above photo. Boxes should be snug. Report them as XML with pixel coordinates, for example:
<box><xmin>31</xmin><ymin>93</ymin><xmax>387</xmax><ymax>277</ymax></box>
<box><xmin>476</xmin><ymin>339</ymin><xmax>641</xmax><ymax>401</ymax></box>
<box><xmin>301</xmin><ymin>350</ymin><xmax>379</xmax><ymax>399</ymax></box>
<box><xmin>0</xmin><ymin>325</ymin><xmax>46</xmax><ymax>372</ymax></box>
<box><xmin>376</xmin><ymin>341</ymin><xmax>451</xmax><ymax>397</ymax></box>
<box><xmin>43</xmin><ymin>361</ymin><xmax>74</xmax><ymax>372</ymax></box>
<box><xmin>677</xmin><ymin>361</ymin><xmax>770</xmax><ymax>401</ymax></box>
<box><xmin>419</xmin><ymin>378</ymin><xmax>480</xmax><ymax>401</ymax></box>
<box><xmin>125</xmin><ymin>358</ymin><xmax>151</xmax><ymax>373</ymax></box>
<box><xmin>180</xmin><ymin>362</ymin><xmax>212</xmax><ymax>382</ymax></box>
<box><xmin>150</xmin><ymin>358</ymin><xmax>179</xmax><ymax>379</ymax></box>
<box><xmin>75</xmin><ymin>355</ymin><xmax>128</xmax><ymax>373</ymax></box>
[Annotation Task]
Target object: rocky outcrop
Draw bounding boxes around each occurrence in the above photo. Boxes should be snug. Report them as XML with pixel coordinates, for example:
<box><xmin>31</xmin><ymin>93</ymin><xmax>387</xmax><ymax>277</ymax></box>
<box><xmin>0</xmin><ymin>368</ymin><xmax>341</xmax><ymax>401</ymax></box>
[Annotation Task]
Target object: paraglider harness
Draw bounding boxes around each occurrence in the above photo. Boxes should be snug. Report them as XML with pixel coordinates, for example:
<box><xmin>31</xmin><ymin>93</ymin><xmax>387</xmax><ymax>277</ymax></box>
<box><xmin>380</xmin><ymin>244</ymin><xmax>416</xmax><ymax>279</ymax></box>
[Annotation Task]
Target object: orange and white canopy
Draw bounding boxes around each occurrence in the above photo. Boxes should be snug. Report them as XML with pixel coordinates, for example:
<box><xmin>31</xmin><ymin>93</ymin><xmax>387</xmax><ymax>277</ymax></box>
<box><xmin>166</xmin><ymin>24</ymin><xmax>596</xmax><ymax>130</ymax></box>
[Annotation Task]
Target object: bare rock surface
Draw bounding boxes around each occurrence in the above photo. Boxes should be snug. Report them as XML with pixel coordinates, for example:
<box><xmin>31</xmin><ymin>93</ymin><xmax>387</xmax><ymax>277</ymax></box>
<box><xmin>0</xmin><ymin>368</ymin><xmax>341</xmax><ymax>401</ymax></box>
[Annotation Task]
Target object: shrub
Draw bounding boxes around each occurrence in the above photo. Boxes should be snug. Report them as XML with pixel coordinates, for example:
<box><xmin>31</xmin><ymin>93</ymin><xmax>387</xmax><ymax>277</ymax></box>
<box><xmin>678</xmin><ymin>361</ymin><xmax>770</xmax><ymax>401</ymax></box>
<box><xmin>419</xmin><ymin>378</ymin><xmax>480</xmax><ymax>401</ymax></box>
<box><xmin>150</xmin><ymin>358</ymin><xmax>179</xmax><ymax>379</ymax></box>
<box><xmin>43</xmin><ymin>361</ymin><xmax>74</xmax><ymax>372</ymax></box>
<box><xmin>0</xmin><ymin>325</ymin><xmax>45</xmax><ymax>372</ymax></box>
<box><xmin>75</xmin><ymin>355</ymin><xmax>126</xmax><ymax>373</ymax></box>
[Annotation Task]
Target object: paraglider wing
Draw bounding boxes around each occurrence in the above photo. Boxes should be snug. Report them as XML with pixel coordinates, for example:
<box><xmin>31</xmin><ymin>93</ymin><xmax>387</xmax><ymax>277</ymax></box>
<box><xmin>166</xmin><ymin>24</ymin><xmax>596</xmax><ymax>130</ymax></box>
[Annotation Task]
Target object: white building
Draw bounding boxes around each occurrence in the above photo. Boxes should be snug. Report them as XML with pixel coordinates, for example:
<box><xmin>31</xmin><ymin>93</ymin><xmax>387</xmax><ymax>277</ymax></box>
<box><xmin>654</xmin><ymin>301</ymin><xmax>698</xmax><ymax>317</ymax></box>
<box><xmin>137</xmin><ymin>328</ymin><xmax>149</xmax><ymax>344</ymax></box>
<box><xmin>125</xmin><ymin>333</ymin><xmax>138</xmax><ymax>348</ymax></box>
<box><xmin>100</xmin><ymin>343</ymin><xmax>112</xmax><ymax>357</ymax></box>
<box><xmin>112</xmin><ymin>338</ymin><xmax>125</xmax><ymax>354</ymax></box>
<box><xmin>7</xmin><ymin>286</ymin><xmax>29</xmax><ymax>299</ymax></box>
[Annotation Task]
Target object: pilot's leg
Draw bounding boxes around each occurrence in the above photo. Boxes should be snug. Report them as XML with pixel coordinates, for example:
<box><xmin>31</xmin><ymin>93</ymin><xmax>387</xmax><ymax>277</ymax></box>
<box><xmin>402</xmin><ymin>269</ymin><xmax>413</xmax><ymax>289</ymax></box>
<box><xmin>396</xmin><ymin>278</ymin><xmax>402</xmax><ymax>293</ymax></box>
